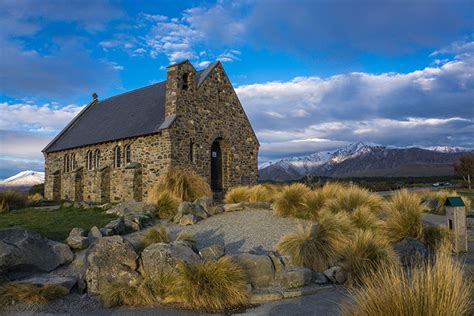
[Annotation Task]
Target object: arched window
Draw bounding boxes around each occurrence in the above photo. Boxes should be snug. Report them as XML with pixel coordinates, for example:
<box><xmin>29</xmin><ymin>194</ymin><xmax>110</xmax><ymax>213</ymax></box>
<box><xmin>71</xmin><ymin>153</ymin><xmax>77</xmax><ymax>170</ymax></box>
<box><xmin>64</xmin><ymin>154</ymin><xmax>69</xmax><ymax>172</ymax></box>
<box><xmin>125</xmin><ymin>145</ymin><xmax>131</xmax><ymax>164</ymax></box>
<box><xmin>182</xmin><ymin>73</ymin><xmax>189</xmax><ymax>91</ymax></box>
<box><xmin>95</xmin><ymin>149</ymin><xmax>101</xmax><ymax>169</ymax></box>
<box><xmin>189</xmin><ymin>141</ymin><xmax>197</xmax><ymax>164</ymax></box>
<box><xmin>114</xmin><ymin>146</ymin><xmax>122</xmax><ymax>168</ymax></box>
<box><xmin>87</xmin><ymin>151</ymin><xmax>93</xmax><ymax>170</ymax></box>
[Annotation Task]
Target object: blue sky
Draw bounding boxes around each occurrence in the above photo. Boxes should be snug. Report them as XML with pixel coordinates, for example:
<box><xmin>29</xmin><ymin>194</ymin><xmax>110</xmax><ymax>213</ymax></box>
<box><xmin>0</xmin><ymin>0</ymin><xmax>473</xmax><ymax>178</ymax></box>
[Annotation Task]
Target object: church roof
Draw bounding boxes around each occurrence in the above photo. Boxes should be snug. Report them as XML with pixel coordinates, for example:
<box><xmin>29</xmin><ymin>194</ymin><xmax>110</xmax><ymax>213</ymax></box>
<box><xmin>43</xmin><ymin>62</ymin><xmax>219</xmax><ymax>153</ymax></box>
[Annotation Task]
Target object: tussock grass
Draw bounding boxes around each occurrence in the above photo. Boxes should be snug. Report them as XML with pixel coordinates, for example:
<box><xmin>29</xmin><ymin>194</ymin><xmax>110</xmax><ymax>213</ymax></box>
<box><xmin>323</xmin><ymin>185</ymin><xmax>384</xmax><ymax>214</ymax></box>
<box><xmin>140</xmin><ymin>225</ymin><xmax>170</xmax><ymax>247</ymax></box>
<box><xmin>0</xmin><ymin>200</ymin><xmax>8</xmax><ymax>214</ymax></box>
<box><xmin>0</xmin><ymin>190</ymin><xmax>28</xmax><ymax>212</ymax></box>
<box><xmin>148</xmin><ymin>167</ymin><xmax>211</xmax><ymax>202</ymax></box>
<box><xmin>168</xmin><ymin>256</ymin><xmax>249</xmax><ymax>312</ymax></box>
<box><xmin>224</xmin><ymin>186</ymin><xmax>250</xmax><ymax>204</ymax></box>
<box><xmin>340</xmin><ymin>251</ymin><xmax>472</xmax><ymax>316</ymax></box>
<box><xmin>340</xmin><ymin>229</ymin><xmax>398</xmax><ymax>286</ymax></box>
<box><xmin>101</xmin><ymin>273</ymin><xmax>175</xmax><ymax>307</ymax></box>
<box><xmin>384</xmin><ymin>190</ymin><xmax>426</xmax><ymax>242</ymax></box>
<box><xmin>149</xmin><ymin>191</ymin><xmax>180</xmax><ymax>219</ymax></box>
<box><xmin>277</xmin><ymin>211</ymin><xmax>353</xmax><ymax>271</ymax></box>
<box><xmin>246</xmin><ymin>184</ymin><xmax>274</xmax><ymax>202</ymax></box>
<box><xmin>419</xmin><ymin>190</ymin><xmax>471</xmax><ymax>214</ymax></box>
<box><xmin>350</xmin><ymin>206</ymin><xmax>382</xmax><ymax>231</ymax></box>
<box><xmin>273</xmin><ymin>183</ymin><xmax>311</xmax><ymax>217</ymax></box>
<box><xmin>0</xmin><ymin>283</ymin><xmax>68</xmax><ymax>306</ymax></box>
<box><xmin>422</xmin><ymin>225</ymin><xmax>453</xmax><ymax>252</ymax></box>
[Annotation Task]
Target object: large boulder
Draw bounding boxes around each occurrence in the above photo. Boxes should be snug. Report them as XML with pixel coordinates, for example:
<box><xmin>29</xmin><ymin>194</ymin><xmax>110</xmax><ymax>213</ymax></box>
<box><xmin>394</xmin><ymin>237</ymin><xmax>428</xmax><ymax>267</ymax></box>
<box><xmin>199</xmin><ymin>244</ymin><xmax>225</xmax><ymax>260</ymax></box>
<box><xmin>178</xmin><ymin>202</ymin><xmax>208</xmax><ymax>219</ymax></box>
<box><xmin>88</xmin><ymin>226</ymin><xmax>102</xmax><ymax>245</ymax></box>
<box><xmin>85</xmin><ymin>236</ymin><xmax>140</xmax><ymax>295</ymax></box>
<box><xmin>323</xmin><ymin>266</ymin><xmax>347</xmax><ymax>284</ymax></box>
<box><xmin>0</xmin><ymin>228</ymin><xmax>73</xmax><ymax>274</ymax></box>
<box><xmin>141</xmin><ymin>241</ymin><xmax>201</xmax><ymax>276</ymax></box>
<box><xmin>16</xmin><ymin>275</ymin><xmax>77</xmax><ymax>292</ymax></box>
<box><xmin>232</xmin><ymin>253</ymin><xmax>275</xmax><ymax>288</ymax></box>
<box><xmin>66</xmin><ymin>228</ymin><xmax>89</xmax><ymax>249</ymax></box>
<box><xmin>193</xmin><ymin>197</ymin><xmax>214</xmax><ymax>214</ymax></box>
<box><xmin>179</xmin><ymin>214</ymin><xmax>199</xmax><ymax>226</ymax></box>
<box><xmin>273</xmin><ymin>267</ymin><xmax>312</xmax><ymax>288</ymax></box>
<box><xmin>106</xmin><ymin>201</ymin><xmax>156</xmax><ymax>217</ymax></box>
<box><xmin>105</xmin><ymin>218</ymin><xmax>128</xmax><ymax>235</ymax></box>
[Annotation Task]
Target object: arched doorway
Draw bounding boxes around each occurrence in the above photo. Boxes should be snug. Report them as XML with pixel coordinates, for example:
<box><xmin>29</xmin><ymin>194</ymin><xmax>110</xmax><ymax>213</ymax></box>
<box><xmin>211</xmin><ymin>139</ymin><xmax>223</xmax><ymax>192</ymax></box>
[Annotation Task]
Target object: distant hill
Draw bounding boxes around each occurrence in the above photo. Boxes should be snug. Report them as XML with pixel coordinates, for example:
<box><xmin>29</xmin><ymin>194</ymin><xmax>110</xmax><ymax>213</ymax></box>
<box><xmin>0</xmin><ymin>170</ymin><xmax>45</xmax><ymax>190</ymax></box>
<box><xmin>259</xmin><ymin>143</ymin><xmax>473</xmax><ymax>181</ymax></box>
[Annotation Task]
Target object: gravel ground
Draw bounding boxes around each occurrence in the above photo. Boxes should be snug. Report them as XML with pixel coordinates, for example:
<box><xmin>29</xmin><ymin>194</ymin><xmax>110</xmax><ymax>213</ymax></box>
<box><xmin>126</xmin><ymin>209</ymin><xmax>309</xmax><ymax>254</ymax></box>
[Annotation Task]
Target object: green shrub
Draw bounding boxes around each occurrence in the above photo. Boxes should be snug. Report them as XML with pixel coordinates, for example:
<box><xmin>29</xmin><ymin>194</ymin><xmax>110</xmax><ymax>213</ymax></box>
<box><xmin>273</xmin><ymin>183</ymin><xmax>311</xmax><ymax>217</ymax></box>
<box><xmin>0</xmin><ymin>283</ymin><xmax>68</xmax><ymax>306</ymax></box>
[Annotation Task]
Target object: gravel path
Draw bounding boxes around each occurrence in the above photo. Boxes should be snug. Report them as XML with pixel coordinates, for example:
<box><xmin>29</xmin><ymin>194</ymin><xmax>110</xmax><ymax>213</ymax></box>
<box><xmin>126</xmin><ymin>209</ymin><xmax>308</xmax><ymax>254</ymax></box>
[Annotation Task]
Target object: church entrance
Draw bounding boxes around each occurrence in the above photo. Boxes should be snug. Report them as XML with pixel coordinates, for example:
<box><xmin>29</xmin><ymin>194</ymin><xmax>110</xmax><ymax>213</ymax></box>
<box><xmin>210</xmin><ymin>139</ymin><xmax>223</xmax><ymax>192</ymax></box>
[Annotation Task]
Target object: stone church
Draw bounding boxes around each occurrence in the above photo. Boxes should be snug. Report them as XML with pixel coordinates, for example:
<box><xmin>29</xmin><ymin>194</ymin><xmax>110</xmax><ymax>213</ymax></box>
<box><xmin>43</xmin><ymin>60</ymin><xmax>259</xmax><ymax>202</ymax></box>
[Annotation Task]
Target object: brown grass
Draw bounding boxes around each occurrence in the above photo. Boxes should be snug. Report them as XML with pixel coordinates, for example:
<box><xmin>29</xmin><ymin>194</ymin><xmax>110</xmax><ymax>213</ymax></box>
<box><xmin>422</xmin><ymin>225</ymin><xmax>453</xmax><ymax>252</ymax></box>
<box><xmin>0</xmin><ymin>190</ymin><xmax>28</xmax><ymax>212</ymax></box>
<box><xmin>340</xmin><ymin>229</ymin><xmax>398</xmax><ymax>286</ymax></box>
<box><xmin>148</xmin><ymin>167</ymin><xmax>211</xmax><ymax>202</ymax></box>
<box><xmin>273</xmin><ymin>183</ymin><xmax>311</xmax><ymax>217</ymax></box>
<box><xmin>149</xmin><ymin>191</ymin><xmax>181</xmax><ymax>219</ymax></box>
<box><xmin>419</xmin><ymin>190</ymin><xmax>472</xmax><ymax>215</ymax></box>
<box><xmin>277</xmin><ymin>211</ymin><xmax>353</xmax><ymax>271</ymax></box>
<box><xmin>350</xmin><ymin>206</ymin><xmax>382</xmax><ymax>231</ymax></box>
<box><xmin>167</xmin><ymin>256</ymin><xmax>249</xmax><ymax>312</ymax></box>
<box><xmin>384</xmin><ymin>190</ymin><xmax>426</xmax><ymax>242</ymax></box>
<box><xmin>340</xmin><ymin>251</ymin><xmax>472</xmax><ymax>316</ymax></box>
<box><xmin>140</xmin><ymin>225</ymin><xmax>170</xmax><ymax>247</ymax></box>
<box><xmin>224</xmin><ymin>186</ymin><xmax>250</xmax><ymax>204</ymax></box>
<box><xmin>0</xmin><ymin>283</ymin><xmax>68</xmax><ymax>306</ymax></box>
<box><xmin>323</xmin><ymin>185</ymin><xmax>384</xmax><ymax>214</ymax></box>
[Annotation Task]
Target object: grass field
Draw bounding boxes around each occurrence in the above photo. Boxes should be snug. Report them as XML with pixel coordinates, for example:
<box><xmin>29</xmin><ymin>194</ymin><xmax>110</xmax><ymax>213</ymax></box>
<box><xmin>0</xmin><ymin>206</ymin><xmax>116</xmax><ymax>241</ymax></box>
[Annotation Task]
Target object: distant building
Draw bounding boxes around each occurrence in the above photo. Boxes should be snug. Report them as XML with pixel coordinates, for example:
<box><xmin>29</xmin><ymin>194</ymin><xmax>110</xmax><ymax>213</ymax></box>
<box><xmin>43</xmin><ymin>61</ymin><xmax>259</xmax><ymax>202</ymax></box>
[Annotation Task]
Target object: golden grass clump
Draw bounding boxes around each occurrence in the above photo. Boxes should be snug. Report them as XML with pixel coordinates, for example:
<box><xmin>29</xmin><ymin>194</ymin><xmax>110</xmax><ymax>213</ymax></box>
<box><xmin>0</xmin><ymin>190</ymin><xmax>28</xmax><ymax>212</ymax></box>
<box><xmin>224</xmin><ymin>186</ymin><xmax>250</xmax><ymax>204</ymax></box>
<box><xmin>350</xmin><ymin>206</ymin><xmax>382</xmax><ymax>231</ymax></box>
<box><xmin>168</xmin><ymin>256</ymin><xmax>249</xmax><ymax>312</ymax></box>
<box><xmin>273</xmin><ymin>183</ymin><xmax>311</xmax><ymax>217</ymax></box>
<box><xmin>0</xmin><ymin>283</ymin><xmax>68</xmax><ymax>306</ymax></box>
<box><xmin>340</xmin><ymin>229</ymin><xmax>398</xmax><ymax>286</ymax></box>
<box><xmin>140</xmin><ymin>225</ymin><xmax>170</xmax><ymax>247</ymax></box>
<box><xmin>422</xmin><ymin>225</ymin><xmax>453</xmax><ymax>252</ymax></box>
<box><xmin>323</xmin><ymin>185</ymin><xmax>384</xmax><ymax>214</ymax></box>
<box><xmin>246</xmin><ymin>184</ymin><xmax>274</xmax><ymax>202</ymax></box>
<box><xmin>148</xmin><ymin>167</ymin><xmax>211</xmax><ymax>203</ymax></box>
<box><xmin>419</xmin><ymin>190</ymin><xmax>471</xmax><ymax>214</ymax></box>
<box><xmin>340</xmin><ymin>250</ymin><xmax>472</xmax><ymax>316</ymax></box>
<box><xmin>384</xmin><ymin>190</ymin><xmax>426</xmax><ymax>242</ymax></box>
<box><xmin>150</xmin><ymin>191</ymin><xmax>181</xmax><ymax>219</ymax></box>
<box><xmin>277</xmin><ymin>211</ymin><xmax>353</xmax><ymax>271</ymax></box>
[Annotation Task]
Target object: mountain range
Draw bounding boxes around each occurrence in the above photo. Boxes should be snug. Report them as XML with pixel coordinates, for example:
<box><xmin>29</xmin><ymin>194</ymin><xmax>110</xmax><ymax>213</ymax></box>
<box><xmin>0</xmin><ymin>170</ymin><xmax>45</xmax><ymax>190</ymax></box>
<box><xmin>259</xmin><ymin>143</ymin><xmax>473</xmax><ymax>181</ymax></box>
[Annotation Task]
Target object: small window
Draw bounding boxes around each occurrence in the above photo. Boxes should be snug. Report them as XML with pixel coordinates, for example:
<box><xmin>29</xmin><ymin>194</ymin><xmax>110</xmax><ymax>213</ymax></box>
<box><xmin>95</xmin><ymin>149</ymin><xmax>101</xmax><ymax>169</ymax></box>
<box><xmin>71</xmin><ymin>153</ymin><xmax>76</xmax><ymax>170</ymax></box>
<box><xmin>87</xmin><ymin>151</ymin><xmax>94</xmax><ymax>170</ymax></box>
<box><xmin>182</xmin><ymin>73</ymin><xmax>189</xmax><ymax>91</ymax></box>
<box><xmin>189</xmin><ymin>141</ymin><xmax>194</xmax><ymax>163</ymax></box>
<box><xmin>125</xmin><ymin>145</ymin><xmax>131</xmax><ymax>164</ymax></box>
<box><xmin>114</xmin><ymin>146</ymin><xmax>122</xmax><ymax>168</ymax></box>
<box><xmin>64</xmin><ymin>154</ymin><xmax>69</xmax><ymax>172</ymax></box>
<box><xmin>448</xmin><ymin>219</ymin><xmax>453</xmax><ymax>230</ymax></box>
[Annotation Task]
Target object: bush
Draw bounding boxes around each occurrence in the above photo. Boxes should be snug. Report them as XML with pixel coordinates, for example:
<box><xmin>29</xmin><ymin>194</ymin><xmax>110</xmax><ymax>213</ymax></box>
<box><xmin>350</xmin><ymin>206</ymin><xmax>382</xmax><ymax>231</ymax></box>
<box><xmin>340</xmin><ymin>229</ymin><xmax>397</xmax><ymax>286</ymax></box>
<box><xmin>273</xmin><ymin>183</ymin><xmax>311</xmax><ymax>217</ymax></box>
<box><xmin>340</xmin><ymin>251</ymin><xmax>472</xmax><ymax>316</ymax></box>
<box><xmin>140</xmin><ymin>225</ymin><xmax>170</xmax><ymax>247</ymax></box>
<box><xmin>149</xmin><ymin>191</ymin><xmax>180</xmax><ymax>219</ymax></box>
<box><xmin>0</xmin><ymin>283</ymin><xmax>68</xmax><ymax>306</ymax></box>
<box><xmin>246</xmin><ymin>184</ymin><xmax>274</xmax><ymax>202</ymax></box>
<box><xmin>28</xmin><ymin>183</ymin><xmax>44</xmax><ymax>196</ymax></box>
<box><xmin>277</xmin><ymin>211</ymin><xmax>353</xmax><ymax>271</ymax></box>
<box><xmin>422</xmin><ymin>225</ymin><xmax>453</xmax><ymax>252</ymax></box>
<box><xmin>384</xmin><ymin>190</ymin><xmax>426</xmax><ymax>242</ymax></box>
<box><xmin>224</xmin><ymin>186</ymin><xmax>250</xmax><ymax>204</ymax></box>
<box><xmin>323</xmin><ymin>185</ymin><xmax>384</xmax><ymax>214</ymax></box>
<box><xmin>148</xmin><ymin>167</ymin><xmax>211</xmax><ymax>202</ymax></box>
<box><xmin>0</xmin><ymin>190</ymin><xmax>28</xmax><ymax>211</ymax></box>
<box><xmin>168</xmin><ymin>256</ymin><xmax>249</xmax><ymax>312</ymax></box>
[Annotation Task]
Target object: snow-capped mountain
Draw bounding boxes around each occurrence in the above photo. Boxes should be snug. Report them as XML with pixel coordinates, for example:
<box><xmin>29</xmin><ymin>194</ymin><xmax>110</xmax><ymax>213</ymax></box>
<box><xmin>428</xmin><ymin>146</ymin><xmax>473</xmax><ymax>153</ymax></box>
<box><xmin>259</xmin><ymin>143</ymin><xmax>473</xmax><ymax>181</ymax></box>
<box><xmin>0</xmin><ymin>170</ymin><xmax>45</xmax><ymax>188</ymax></box>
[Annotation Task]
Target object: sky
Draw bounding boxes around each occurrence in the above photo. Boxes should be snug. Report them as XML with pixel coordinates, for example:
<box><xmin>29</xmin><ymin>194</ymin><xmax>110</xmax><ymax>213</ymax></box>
<box><xmin>0</xmin><ymin>0</ymin><xmax>473</xmax><ymax>178</ymax></box>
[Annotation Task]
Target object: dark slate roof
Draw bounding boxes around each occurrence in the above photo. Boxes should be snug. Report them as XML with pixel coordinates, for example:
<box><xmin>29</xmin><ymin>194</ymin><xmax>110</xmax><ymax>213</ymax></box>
<box><xmin>445</xmin><ymin>196</ymin><xmax>465</xmax><ymax>207</ymax></box>
<box><xmin>43</xmin><ymin>61</ymin><xmax>219</xmax><ymax>153</ymax></box>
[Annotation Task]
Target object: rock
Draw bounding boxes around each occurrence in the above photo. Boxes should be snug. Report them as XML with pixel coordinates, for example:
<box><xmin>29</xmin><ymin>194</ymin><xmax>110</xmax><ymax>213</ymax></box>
<box><xmin>312</xmin><ymin>272</ymin><xmax>329</xmax><ymax>285</ymax></box>
<box><xmin>269</xmin><ymin>253</ymin><xmax>285</xmax><ymax>273</ymax></box>
<box><xmin>0</xmin><ymin>228</ymin><xmax>73</xmax><ymax>274</ymax></box>
<box><xmin>68</xmin><ymin>248</ymin><xmax>89</xmax><ymax>292</ymax></box>
<box><xmin>178</xmin><ymin>202</ymin><xmax>208</xmax><ymax>219</ymax></box>
<box><xmin>100</xmin><ymin>228</ymin><xmax>114</xmax><ymax>236</ymax></box>
<box><xmin>423</xmin><ymin>198</ymin><xmax>439</xmax><ymax>211</ymax></box>
<box><xmin>323</xmin><ymin>266</ymin><xmax>346</xmax><ymax>284</ymax></box>
<box><xmin>224</xmin><ymin>203</ymin><xmax>245</xmax><ymax>212</ymax></box>
<box><xmin>88</xmin><ymin>226</ymin><xmax>102</xmax><ymax>245</ymax></box>
<box><xmin>207</xmin><ymin>205</ymin><xmax>224</xmax><ymax>215</ymax></box>
<box><xmin>243</xmin><ymin>202</ymin><xmax>272</xmax><ymax>210</ymax></box>
<box><xmin>16</xmin><ymin>275</ymin><xmax>77</xmax><ymax>292</ymax></box>
<box><xmin>274</xmin><ymin>268</ymin><xmax>312</xmax><ymax>288</ymax></box>
<box><xmin>106</xmin><ymin>201</ymin><xmax>155</xmax><ymax>217</ymax></box>
<box><xmin>232</xmin><ymin>253</ymin><xmax>275</xmax><ymax>288</ymax></box>
<box><xmin>66</xmin><ymin>228</ymin><xmax>89</xmax><ymax>250</ymax></box>
<box><xmin>394</xmin><ymin>237</ymin><xmax>428</xmax><ymax>267</ymax></box>
<box><xmin>179</xmin><ymin>214</ymin><xmax>199</xmax><ymax>225</ymax></box>
<box><xmin>250</xmin><ymin>291</ymin><xmax>284</xmax><ymax>303</ymax></box>
<box><xmin>194</xmin><ymin>197</ymin><xmax>214</xmax><ymax>213</ymax></box>
<box><xmin>74</xmin><ymin>201</ymin><xmax>92</xmax><ymax>209</ymax></box>
<box><xmin>199</xmin><ymin>244</ymin><xmax>225</xmax><ymax>260</ymax></box>
<box><xmin>124</xmin><ymin>218</ymin><xmax>140</xmax><ymax>232</ymax></box>
<box><xmin>141</xmin><ymin>241</ymin><xmax>201</xmax><ymax>276</ymax></box>
<box><xmin>308</xmin><ymin>223</ymin><xmax>318</xmax><ymax>237</ymax></box>
<box><xmin>173</xmin><ymin>213</ymin><xmax>183</xmax><ymax>224</ymax></box>
<box><xmin>127</xmin><ymin>214</ymin><xmax>152</xmax><ymax>229</ymax></box>
<box><xmin>97</xmin><ymin>203</ymin><xmax>112</xmax><ymax>210</ymax></box>
<box><xmin>105</xmin><ymin>218</ymin><xmax>127</xmax><ymax>235</ymax></box>
<box><xmin>85</xmin><ymin>236</ymin><xmax>140</xmax><ymax>295</ymax></box>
